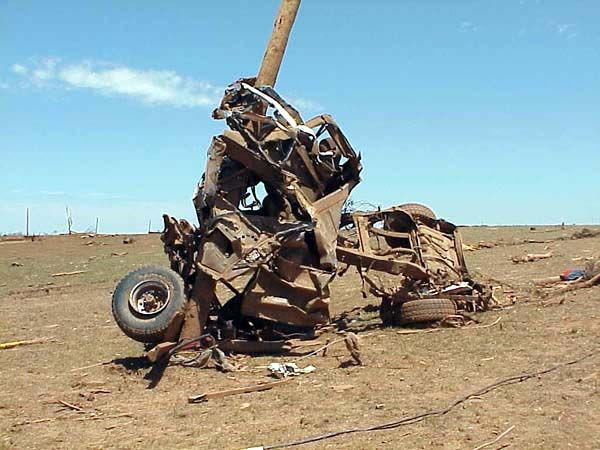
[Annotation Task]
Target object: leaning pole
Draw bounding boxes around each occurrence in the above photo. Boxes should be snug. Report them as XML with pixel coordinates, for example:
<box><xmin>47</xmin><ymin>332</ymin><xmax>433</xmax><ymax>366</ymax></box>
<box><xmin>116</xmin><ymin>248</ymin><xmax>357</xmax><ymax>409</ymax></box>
<box><xmin>178</xmin><ymin>0</ymin><xmax>302</xmax><ymax>341</ymax></box>
<box><xmin>255</xmin><ymin>0</ymin><xmax>301</xmax><ymax>88</ymax></box>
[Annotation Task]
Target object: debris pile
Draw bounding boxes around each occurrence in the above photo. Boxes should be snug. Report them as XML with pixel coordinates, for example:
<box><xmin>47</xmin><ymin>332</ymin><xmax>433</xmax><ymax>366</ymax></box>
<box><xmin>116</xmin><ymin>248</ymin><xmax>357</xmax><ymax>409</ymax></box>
<box><xmin>110</xmin><ymin>0</ymin><xmax>494</xmax><ymax>368</ymax></box>
<box><xmin>511</xmin><ymin>252</ymin><xmax>552</xmax><ymax>264</ymax></box>
<box><xmin>571</xmin><ymin>228</ymin><xmax>600</xmax><ymax>240</ymax></box>
<box><xmin>337</xmin><ymin>205</ymin><xmax>494</xmax><ymax>326</ymax></box>
<box><xmin>537</xmin><ymin>259</ymin><xmax>600</xmax><ymax>298</ymax></box>
<box><xmin>158</xmin><ymin>80</ymin><xmax>362</xmax><ymax>341</ymax></box>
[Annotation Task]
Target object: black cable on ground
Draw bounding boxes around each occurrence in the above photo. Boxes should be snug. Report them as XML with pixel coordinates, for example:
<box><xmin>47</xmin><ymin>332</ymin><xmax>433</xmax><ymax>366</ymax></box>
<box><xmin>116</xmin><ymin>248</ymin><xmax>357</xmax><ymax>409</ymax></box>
<box><xmin>255</xmin><ymin>349</ymin><xmax>599</xmax><ymax>449</ymax></box>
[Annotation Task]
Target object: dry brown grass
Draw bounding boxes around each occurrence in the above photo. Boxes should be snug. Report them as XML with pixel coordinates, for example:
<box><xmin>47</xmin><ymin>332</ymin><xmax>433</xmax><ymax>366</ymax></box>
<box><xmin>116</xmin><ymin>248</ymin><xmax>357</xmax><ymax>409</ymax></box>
<box><xmin>1</xmin><ymin>227</ymin><xmax>599</xmax><ymax>449</ymax></box>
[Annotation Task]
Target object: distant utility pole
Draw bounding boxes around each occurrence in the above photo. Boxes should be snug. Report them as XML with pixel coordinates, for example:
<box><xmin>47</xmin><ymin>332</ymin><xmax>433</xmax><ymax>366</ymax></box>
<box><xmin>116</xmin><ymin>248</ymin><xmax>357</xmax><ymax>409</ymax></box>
<box><xmin>95</xmin><ymin>217</ymin><xmax>99</xmax><ymax>234</ymax></box>
<box><xmin>148</xmin><ymin>219</ymin><xmax>152</xmax><ymax>234</ymax></box>
<box><xmin>26</xmin><ymin>208</ymin><xmax>30</xmax><ymax>237</ymax></box>
<box><xmin>66</xmin><ymin>206</ymin><xmax>73</xmax><ymax>235</ymax></box>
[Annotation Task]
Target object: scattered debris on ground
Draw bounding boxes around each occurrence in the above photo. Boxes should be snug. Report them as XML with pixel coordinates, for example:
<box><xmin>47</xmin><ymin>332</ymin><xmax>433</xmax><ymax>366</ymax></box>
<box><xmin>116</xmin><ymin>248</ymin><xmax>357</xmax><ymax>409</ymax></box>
<box><xmin>571</xmin><ymin>228</ymin><xmax>600</xmax><ymax>240</ymax></box>
<box><xmin>0</xmin><ymin>337</ymin><xmax>55</xmax><ymax>350</ymax></box>
<box><xmin>267</xmin><ymin>362</ymin><xmax>316</xmax><ymax>378</ymax></box>
<box><xmin>511</xmin><ymin>252</ymin><xmax>552</xmax><ymax>264</ymax></box>
<box><xmin>51</xmin><ymin>270</ymin><xmax>89</xmax><ymax>277</ymax></box>
<box><xmin>188</xmin><ymin>378</ymin><xmax>291</xmax><ymax>404</ymax></box>
<box><xmin>396</xmin><ymin>316</ymin><xmax>502</xmax><ymax>335</ymax></box>
<box><xmin>536</xmin><ymin>260</ymin><xmax>600</xmax><ymax>299</ymax></box>
<box><xmin>247</xmin><ymin>350</ymin><xmax>599</xmax><ymax>450</ymax></box>
<box><xmin>337</xmin><ymin>205</ymin><xmax>494</xmax><ymax>326</ymax></box>
<box><xmin>464</xmin><ymin>241</ymin><xmax>497</xmax><ymax>250</ymax></box>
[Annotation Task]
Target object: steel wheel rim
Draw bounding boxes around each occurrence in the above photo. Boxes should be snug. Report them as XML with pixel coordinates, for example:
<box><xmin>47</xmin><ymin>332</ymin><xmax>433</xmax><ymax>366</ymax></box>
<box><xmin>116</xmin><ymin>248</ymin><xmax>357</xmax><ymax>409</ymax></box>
<box><xmin>129</xmin><ymin>280</ymin><xmax>171</xmax><ymax>316</ymax></box>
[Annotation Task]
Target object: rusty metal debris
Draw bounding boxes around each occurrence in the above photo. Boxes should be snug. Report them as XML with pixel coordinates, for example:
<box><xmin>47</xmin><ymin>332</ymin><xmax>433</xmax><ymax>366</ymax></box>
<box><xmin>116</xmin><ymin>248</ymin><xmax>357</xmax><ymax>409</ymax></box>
<box><xmin>336</xmin><ymin>204</ymin><xmax>494</xmax><ymax>326</ymax></box>
<box><xmin>111</xmin><ymin>0</ymin><xmax>492</xmax><ymax>361</ymax></box>
<box><xmin>159</xmin><ymin>81</ymin><xmax>362</xmax><ymax>342</ymax></box>
<box><xmin>111</xmin><ymin>0</ymin><xmax>365</xmax><ymax>351</ymax></box>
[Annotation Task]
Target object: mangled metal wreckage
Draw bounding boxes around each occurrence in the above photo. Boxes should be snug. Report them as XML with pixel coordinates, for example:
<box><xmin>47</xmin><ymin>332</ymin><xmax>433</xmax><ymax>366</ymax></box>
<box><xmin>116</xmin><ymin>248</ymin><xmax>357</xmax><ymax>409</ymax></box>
<box><xmin>337</xmin><ymin>204</ymin><xmax>493</xmax><ymax>326</ymax></box>
<box><xmin>112</xmin><ymin>83</ymin><xmax>493</xmax><ymax>351</ymax></box>
<box><xmin>111</xmin><ymin>0</ymin><xmax>494</xmax><ymax>361</ymax></box>
<box><xmin>112</xmin><ymin>80</ymin><xmax>362</xmax><ymax>350</ymax></box>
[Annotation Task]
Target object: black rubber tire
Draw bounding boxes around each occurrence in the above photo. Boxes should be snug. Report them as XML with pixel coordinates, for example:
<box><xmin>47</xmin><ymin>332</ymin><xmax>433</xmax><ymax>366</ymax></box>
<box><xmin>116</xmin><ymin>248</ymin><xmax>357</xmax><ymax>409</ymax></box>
<box><xmin>398</xmin><ymin>298</ymin><xmax>457</xmax><ymax>324</ymax></box>
<box><xmin>112</xmin><ymin>265</ymin><xmax>187</xmax><ymax>343</ymax></box>
<box><xmin>398</xmin><ymin>203</ymin><xmax>437</xmax><ymax>221</ymax></box>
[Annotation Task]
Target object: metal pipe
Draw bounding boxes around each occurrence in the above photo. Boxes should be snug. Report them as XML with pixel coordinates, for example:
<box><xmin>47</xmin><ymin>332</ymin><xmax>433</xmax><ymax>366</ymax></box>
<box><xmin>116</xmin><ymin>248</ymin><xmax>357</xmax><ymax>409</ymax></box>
<box><xmin>255</xmin><ymin>0</ymin><xmax>301</xmax><ymax>88</ymax></box>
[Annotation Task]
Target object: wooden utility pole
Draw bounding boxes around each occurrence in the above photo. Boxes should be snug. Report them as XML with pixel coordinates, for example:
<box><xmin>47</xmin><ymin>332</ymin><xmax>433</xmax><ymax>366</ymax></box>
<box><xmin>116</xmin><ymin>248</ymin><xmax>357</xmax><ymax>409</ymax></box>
<box><xmin>26</xmin><ymin>208</ymin><xmax>29</xmax><ymax>237</ymax></box>
<box><xmin>66</xmin><ymin>207</ymin><xmax>73</xmax><ymax>235</ymax></box>
<box><xmin>255</xmin><ymin>0</ymin><xmax>301</xmax><ymax>88</ymax></box>
<box><xmin>179</xmin><ymin>0</ymin><xmax>302</xmax><ymax>343</ymax></box>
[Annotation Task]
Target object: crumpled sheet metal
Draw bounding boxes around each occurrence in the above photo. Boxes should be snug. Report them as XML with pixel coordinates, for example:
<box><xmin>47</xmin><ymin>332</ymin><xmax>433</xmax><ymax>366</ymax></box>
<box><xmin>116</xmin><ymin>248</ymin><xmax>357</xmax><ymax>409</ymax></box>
<box><xmin>162</xmin><ymin>78</ymin><xmax>362</xmax><ymax>328</ymax></box>
<box><xmin>337</xmin><ymin>207</ymin><xmax>493</xmax><ymax>312</ymax></box>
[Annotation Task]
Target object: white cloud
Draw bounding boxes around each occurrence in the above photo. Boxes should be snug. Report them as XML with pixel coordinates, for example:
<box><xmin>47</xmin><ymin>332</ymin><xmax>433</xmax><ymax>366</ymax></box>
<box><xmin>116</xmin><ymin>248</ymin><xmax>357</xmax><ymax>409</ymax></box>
<box><xmin>82</xmin><ymin>192</ymin><xmax>129</xmax><ymax>200</ymax></box>
<box><xmin>12</xmin><ymin>59</ymin><xmax>221</xmax><ymax>107</ymax></box>
<box><xmin>287</xmin><ymin>96</ymin><xmax>324</xmax><ymax>113</ymax></box>
<box><xmin>11</xmin><ymin>63</ymin><xmax>28</xmax><ymax>75</ymax></box>
<box><xmin>32</xmin><ymin>58</ymin><xmax>59</xmax><ymax>84</ymax></box>
<box><xmin>554</xmin><ymin>23</ymin><xmax>577</xmax><ymax>40</ymax></box>
<box><xmin>459</xmin><ymin>21</ymin><xmax>478</xmax><ymax>33</ymax></box>
<box><xmin>10</xmin><ymin>58</ymin><xmax>324</xmax><ymax>112</ymax></box>
<box><xmin>556</xmin><ymin>23</ymin><xmax>574</xmax><ymax>35</ymax></box>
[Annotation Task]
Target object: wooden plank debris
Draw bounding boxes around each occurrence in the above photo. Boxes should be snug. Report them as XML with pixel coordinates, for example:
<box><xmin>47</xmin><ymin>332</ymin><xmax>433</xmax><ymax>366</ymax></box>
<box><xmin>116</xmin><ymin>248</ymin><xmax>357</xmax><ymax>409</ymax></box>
<box><xmin>51</xmin><ymin>270</ymin><xmax>89</xmax><ymax>277</ymax></box>
<box><xmin>188</xmin><ymin>379</ymin><xmax>290</xmax><ymax>403</ymax></box>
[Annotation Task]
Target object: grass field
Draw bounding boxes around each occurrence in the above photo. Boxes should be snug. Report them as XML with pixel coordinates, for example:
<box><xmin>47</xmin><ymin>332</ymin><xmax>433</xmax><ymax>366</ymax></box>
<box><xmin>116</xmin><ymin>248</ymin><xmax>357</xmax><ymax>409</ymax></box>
<box><xmin>1</xmin><ymin>226</ymin><xmax>599</xmax><ymax>449</ymax></box>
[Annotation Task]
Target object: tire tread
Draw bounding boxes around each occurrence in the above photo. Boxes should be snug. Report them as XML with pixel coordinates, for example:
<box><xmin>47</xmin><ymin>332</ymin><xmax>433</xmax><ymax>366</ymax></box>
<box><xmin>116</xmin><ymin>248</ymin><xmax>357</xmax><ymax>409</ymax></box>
<box><xmin>111</xmin><ymin>265</ymin><xmax>186</xmax><ymax>343</ymax></box>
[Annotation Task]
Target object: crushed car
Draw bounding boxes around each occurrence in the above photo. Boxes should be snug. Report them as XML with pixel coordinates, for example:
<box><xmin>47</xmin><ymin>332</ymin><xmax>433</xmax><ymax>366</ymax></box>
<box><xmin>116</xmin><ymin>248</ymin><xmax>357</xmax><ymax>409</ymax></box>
<box><xmin>336</xmin><ymin>203</ymin><xmax>494</xmax><ymax>326</ymax></box>
<box><xmin>111</xmin><ymin>79</ymin><xmax>362</xmax><ymax>351</ymax></box>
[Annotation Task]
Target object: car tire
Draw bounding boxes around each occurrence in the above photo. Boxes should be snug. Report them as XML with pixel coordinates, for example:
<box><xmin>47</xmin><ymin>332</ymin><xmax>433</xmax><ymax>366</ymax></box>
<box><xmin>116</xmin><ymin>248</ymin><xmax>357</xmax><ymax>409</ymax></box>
<box><xmin>398</xmin><ymin>203</ymin><xmax>437</xmax><ymax>221</ymax></box>
<box><xmin>112</xmin><ymin>265</ymin><xmax>187</xmax><ymax>343</ymax></box>
<box><xmin>398</xmin><ymin>298</ymin><xmax>457</xmax><ymax>324</ymax></box>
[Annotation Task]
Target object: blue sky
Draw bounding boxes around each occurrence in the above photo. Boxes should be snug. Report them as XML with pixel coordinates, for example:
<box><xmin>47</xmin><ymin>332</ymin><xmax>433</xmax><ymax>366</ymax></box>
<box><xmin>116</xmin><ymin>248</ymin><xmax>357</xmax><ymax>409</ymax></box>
<box><xmin>1</xmin><ymin>0</ymin><xmax>599</xmax><ymax>234</ymax></box>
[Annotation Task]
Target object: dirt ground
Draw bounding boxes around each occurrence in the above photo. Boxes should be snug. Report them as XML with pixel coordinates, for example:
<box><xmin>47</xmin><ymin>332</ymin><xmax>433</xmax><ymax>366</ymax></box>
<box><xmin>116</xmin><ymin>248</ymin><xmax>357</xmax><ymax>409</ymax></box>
<box><xmin>1</xmin><ymin>226</ymin><xmax>599</xmax><ymax>450</ymax></box>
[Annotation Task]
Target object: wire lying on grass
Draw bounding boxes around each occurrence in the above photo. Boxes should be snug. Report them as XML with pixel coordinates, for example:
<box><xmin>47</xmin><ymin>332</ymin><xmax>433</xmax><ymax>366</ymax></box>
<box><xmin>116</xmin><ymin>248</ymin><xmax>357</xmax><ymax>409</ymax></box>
<box><xmin>248</xmin><ymin>349</ymin><xmax>599</xmax><ymax>450</ymax></box>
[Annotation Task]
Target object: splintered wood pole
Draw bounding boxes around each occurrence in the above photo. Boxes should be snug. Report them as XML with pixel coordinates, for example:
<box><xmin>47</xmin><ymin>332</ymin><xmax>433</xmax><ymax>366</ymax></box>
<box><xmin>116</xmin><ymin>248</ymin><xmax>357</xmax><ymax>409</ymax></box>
<box><xmin>255</xmin><ymin>0</ymin><xmax>301</xmax><ymax>88</ymax></box>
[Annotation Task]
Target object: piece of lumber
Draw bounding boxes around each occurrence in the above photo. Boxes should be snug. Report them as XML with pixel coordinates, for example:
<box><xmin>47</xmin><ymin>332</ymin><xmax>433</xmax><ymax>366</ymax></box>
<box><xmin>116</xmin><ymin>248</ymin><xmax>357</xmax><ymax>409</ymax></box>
<box><xmin>533</xmin><ymin>275</ymin><xmax>562</xmax><ymax>285</ymax></box>
<box><xmin>0</xmin><ymin>337</ymin><xmax>52</xmax><ymax>350</ymax></box>
<box><xmin>511</xmin><ymin>253</ymin><xmax>552</xmax><ymax>264</ymax></box>
<box><xmin>188</xmin><ymin>378</ymin><xmax>290</xmax><ymax>403</ymax></box>
<box><xmin>145</xmin><ymin>342</ymin><xmax>177</xmax><ymax>363</ymax></box>
<box><xmin>57</xmin><ymin>400</ymin><xmax>84</xmax><ymax>412</ymax></box>
<box><xmin>70</xmin><ymin>360</ymin><xmax>113</xmax><ymax>372</ymax></box>
<box><xmin>51</xmin><ymin>270</ymin><xmax>88</xmax><ymax>277</ymax></box>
